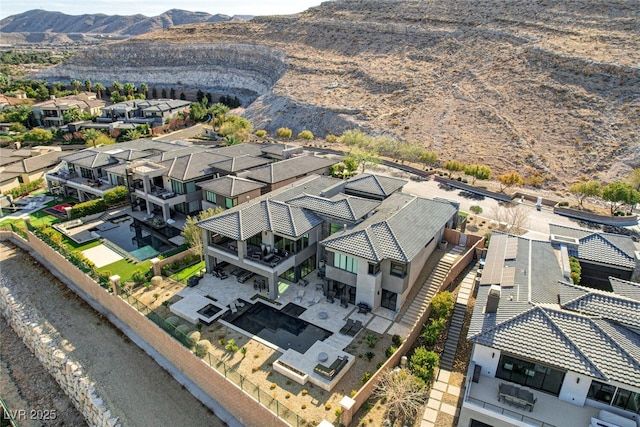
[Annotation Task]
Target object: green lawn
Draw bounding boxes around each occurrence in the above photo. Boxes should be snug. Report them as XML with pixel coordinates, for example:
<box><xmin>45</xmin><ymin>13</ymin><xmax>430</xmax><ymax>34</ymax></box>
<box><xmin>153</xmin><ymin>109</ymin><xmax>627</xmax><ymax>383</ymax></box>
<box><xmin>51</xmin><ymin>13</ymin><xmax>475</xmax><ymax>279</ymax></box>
<box><xmin>170</xmin><ymin>261</ymin><xmax>205</xmax><ymax>284</ymax></box>
<box><xmin>28</xmin><ymin>210</ymin><xmax>61</xmax><ymax>228</ymax></box>
<box><xmin>98</xmin><ymin>259</ymin><xmax>153</xmax><ymax>283</ymax></box>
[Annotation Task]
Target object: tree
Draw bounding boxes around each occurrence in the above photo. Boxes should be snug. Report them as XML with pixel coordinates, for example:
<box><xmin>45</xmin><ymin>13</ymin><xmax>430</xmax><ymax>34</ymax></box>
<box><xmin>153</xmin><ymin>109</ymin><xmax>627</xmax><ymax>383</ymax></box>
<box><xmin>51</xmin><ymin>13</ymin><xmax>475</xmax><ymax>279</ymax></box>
<box><xmin>464</xmin><ymin>164</ymin><xmax>491</xmax><ymax>185</ymax></box>
<box><xmin>409</xmin><ymin>346</ymin><xmax>439</xmax><ymax>385</ymax></box>
<box><xmin>491</xmin><ymin>204</ymin><xmax>530</xmax><ymax>234</ymax></box>
<box><xmin>348</xmin><ymin>148</ymin><xmax>380</xmax><ymax>172</ymax></box>
<box><xmin>83</xmin><ymin>128</ymin><xmax>101</xmax><ymax>148</ymax></box>
<box><xmin>123</xmin><ymin>129</ymin><xmax>142</xmax><ymax>141</ymax></box>
<box><xmin>170</xmin><ymin>88</ymin><xmax>176</xmax><ymax>98</ymax></box>
<box><xmin>182</xmin><ymin>207</ymin><xmax>224</xmax><ymax>261</ymax></box>
<box><xmin>152</xmin><ymin>87</ymin><xmax>158</xmax><ymax>98</ymax></box>
<box><xmin>196</xmin><ymin>89</ymin><xmax>204</xmax><ymax>103</ymax></box>
<box><xmin>123</xmin><ymin>82</ymin><xmax>136</xmax><ymax>98</ymax></box>
<box><xmin>601</xmin><ymin>181</ymin><xmax>639</xmax><ymax>215</ymax></box>
<box><xmin>469</xmin><ymin>205</ymin><xmax>483</xmax><ymax>224</ymax></box>
<box><xmin>498</xmin><ymin>171</ymin><xmax>523</xmax><ymax>192</ymax></box>
<box><xmin>112</xmin><ymin>80</ymin><xmax>123</xmax><ymax>93</ymax></box>
<box><xmin>20</xmin><ymin>128</ymin><xmax>53</xmax><ymax>143</ymax></box>
<box><xmin>628</xmin><ymin>168</ymin><xmax>640</xmax><ymax>191</ymax></box>
<box><xmin>418</xmin><ymin>150</ymin><xmax>438</xmax><ymax>170</ymax></box>
<box><xmin>62</xmin><ymin>107</ymin><xmax>83</xmax><ymax>124</ymax></box>
<box><xmin>209</xmin><ymin>103</ymin><xmax>229</xmax><ymax>130</ymax></box>
<box><xmin>569</xmin><ymin>256</ymin><xmax>581</xmax><ymax>285</ymax></box>
<box><xmin>94</xmin><ymin>82</ymin><xmax>105</xmax><ymax>99</ymax></box>
<box><xmin>2</xmin><ymin>105</ymin><xmax>32</xmax><ymax>126</ymax></box>
<box><xmin>139</xmin><ymin>83</ymin><xmax>148</xmax><ymax>98</ymax></box>
<box><xmin>444</xmin><ymin>160</ymin><xmax>465</xmax><ymax>178</ymax></box>
<box><xmin>70</xmin><ymin>79</ymin><xmax>81</xmax><ymax>93</ymax></box>
<box><xmin>84</xmin><ymin>79</ymin><xmax>92</xmax><ymax>92</ymax></box>
<box><xmin>569</xmin><ymin>180</ymin><xmax>601</xmax><ymax>209</ymax></box>
<box><xmin>373</xmin><ymin>369</ymin><xmax>426</xmax><ymax>423</ymax></box>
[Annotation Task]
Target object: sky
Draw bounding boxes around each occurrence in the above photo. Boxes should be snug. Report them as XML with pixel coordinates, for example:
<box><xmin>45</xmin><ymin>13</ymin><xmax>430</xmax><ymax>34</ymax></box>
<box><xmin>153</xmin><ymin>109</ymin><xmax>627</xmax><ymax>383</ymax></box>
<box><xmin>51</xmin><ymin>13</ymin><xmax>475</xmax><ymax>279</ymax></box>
<box><xmin>0</xmin><ymin>1</ymin><xmax>325</xmax><ymax>20</ymax></box>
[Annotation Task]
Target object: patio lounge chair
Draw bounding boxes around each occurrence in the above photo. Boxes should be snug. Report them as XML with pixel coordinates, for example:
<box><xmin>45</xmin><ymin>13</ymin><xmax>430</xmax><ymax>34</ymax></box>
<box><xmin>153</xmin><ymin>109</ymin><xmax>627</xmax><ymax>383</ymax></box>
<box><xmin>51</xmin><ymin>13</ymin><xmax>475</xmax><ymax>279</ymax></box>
<box><xmin>230</xmin><ymin>302</ymin><xmax>238</xmax><ymax>314</ymax></box>
<box><xmin>340</xmin><ymin>319</ymin><xmax>355</xmax><ymax>335</ymax></box>
<box><xmin>306</xmin><ymin>295</ymin><xmax>321</xmax><ymax>306</ymax></box>
<box><xmin>294</xmin><ymin>290</ymin><xmax>305</xmax><ymax>304</ymax></box>
<box><xmin>347</xmin><ymin>320</ymin><xmax>363</xmax><ymax>336</ymax></box>
<box><xmin>235</xmin><ymin>299</ymin><xmax>245</xmax><ymax>308</ymax></box>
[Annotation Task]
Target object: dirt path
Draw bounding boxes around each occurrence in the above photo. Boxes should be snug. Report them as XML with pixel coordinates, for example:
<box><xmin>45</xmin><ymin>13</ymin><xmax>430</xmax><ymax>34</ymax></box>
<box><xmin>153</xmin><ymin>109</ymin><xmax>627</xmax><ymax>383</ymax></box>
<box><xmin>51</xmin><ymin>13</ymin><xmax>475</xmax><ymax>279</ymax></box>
<box><xmin>0</xmin><ymin>242</ymin><xmax>226</xmax><ymax>427</ymax></box>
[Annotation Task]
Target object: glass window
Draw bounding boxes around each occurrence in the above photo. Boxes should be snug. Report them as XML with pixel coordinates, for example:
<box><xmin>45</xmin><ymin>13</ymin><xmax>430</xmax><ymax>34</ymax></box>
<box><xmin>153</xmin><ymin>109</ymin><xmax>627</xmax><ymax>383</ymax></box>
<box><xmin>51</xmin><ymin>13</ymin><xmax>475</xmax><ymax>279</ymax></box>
<box><xmin>334</xmin><ymin>252</ymin><xmax>358</xmax><ymax>274</ymax></box>
<box><xmin>188</xmin><ymin>200</ymin><xmax>199</xmax><ymax>214</ymax></box>
<box><xmin>247</xmin><ymin>233</ymin><xmax>262</xmax><ymax>247</ymax></box>
<box><xmin>381</xmin><ymin>289</ymin><xmax>397</xmax><ymax>311</ymax></box>
<box><xmin>390</xmin><ymin>262</ymin><xmax>407</xmax><ymax>278</ymax></box>
<box><xmin>279</xmin><ymin>266</ymin><xmax>295</xmax><ymax>282</ymax></box>
<box><xmin>185</xmin><ymin>181</ymin><xmax>196</xmax><ymax>193</ymax></box>
<box><xmin>496</xmin><ymin>354</ymin><xmax>565</xmax><ymax>396</ymax></box>
<box><xmin>588</xmin><ymin>381</ymin><xmax>616</xmax><ymax>404</ymax></box>
<box><xmin>330</xmin><ymin>223</ymin><xmax>343</xmax><ymax>234</ymax></box>
<box><xmin>613</xmin><ymin>389</ymin><xmax>640</xmax><ymax>414</ymax></box>
<box><xmin>368</xmin><ymin>262</ymin><xmax>380</xmax><ymax>275</ymax></box>
<box><xmin>171</xmin><ymin>180</ymin><xmax>184</xmax><ymax>194</ymax></box>
<box><xmin>206</xmin><ymin>191</ymin><xmax>217</xmax><ymax>203</ymax></box>
<box><xmin>299</xmin><ymin>255</ymin><xmax>316</xmax><ymax>279</ymax></box>
<box><xmin>225</xmin><ymin>197</ymin><xmax>237</xmax><ymax>209</ymax></box>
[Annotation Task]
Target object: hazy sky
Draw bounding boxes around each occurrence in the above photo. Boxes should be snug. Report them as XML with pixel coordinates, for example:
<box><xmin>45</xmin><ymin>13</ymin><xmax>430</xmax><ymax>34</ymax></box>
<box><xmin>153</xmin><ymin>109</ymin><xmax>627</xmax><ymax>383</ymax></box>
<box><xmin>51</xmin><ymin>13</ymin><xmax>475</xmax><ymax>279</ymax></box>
<box><xmin>0</xmin><ymin>1</ymin><xmax>325</xmax><ymax>19</ymax></box>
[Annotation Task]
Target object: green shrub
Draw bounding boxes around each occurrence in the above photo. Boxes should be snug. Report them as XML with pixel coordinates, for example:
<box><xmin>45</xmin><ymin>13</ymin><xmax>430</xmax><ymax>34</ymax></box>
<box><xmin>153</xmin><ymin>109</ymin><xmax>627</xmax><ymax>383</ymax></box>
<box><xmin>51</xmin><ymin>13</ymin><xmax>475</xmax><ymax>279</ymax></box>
<box><xmin>7</xmin><ymin>177</ymin><xmax>45</xmax><ymax>198</ymax></box>
<box><xmin>195</xmin><ymin>340</ymin><xmax>211</xmax><ymax>358</ymax></box>
<box><xmin>166</xmin><ymin>316</ymin><xmax>181</xmax><ymax>327</ymax></box>
<box><xmin>558</xmin><ymin>201</ymin><xmax>569</xmax><ymax>207</ymax></box>
<box><xmin>102</xmin><ymin>186</ymin><xmax>128</xmax><ymax>205</ymax></box>
<box><xmin>297</xmin><ymin>130</ymin><xmax>314</xmax><ymax>140</ymax></box>
<box><xmin>431</xmin><ymin>291</ymin><xmax>454</xmax><ymax>319</ymax></box>
<box><xmin>569</xmin><ymin>256</ymin><xmax>581</xmax><ymax>285</ymax></box>
<box><xmin>69</xmin><ymin>198</ymin><xmax>107</xmax><ymax>219</ymax></box>
<box><xmin>255</xmin><ymin>129</ymin><xmax>267</xmax><ymax>138</ymax></box>
<box><xmin>276</xmin><ymin>127</ymin><xmax>292</xmax><ymax>138</ymax></box>
<box><xmin>361</xmin><ymin>371</ymin><xmax>373</xmax><ymax>384</ymax></box>
<box><xmin>385</xmin><ymin>345</ymin><xmax>398</xmax><ymax>357</ymax></box>
<box><xmin>225</xmin><ymin>338</ymin><xmax>239</xmax><ymax>352</ymax></box>
<box><xmin>422</xmin><ymin>317</ymin><xmax>446</xmax><ymax>345</ymax></box>
<box><xmin>410</xmin><ymin>346</ymin><xmax>439</xmax><ymax>385</ymax></box>
<box><xmin>365</xmin><ymin>351</ymin><xmax>375</xmax><ymax>361</ymax></box>
<box><xmin>325</xmin><ymin>134</ymin><xmax>338</xmax><ymax>143</ymax></box>
<box><xmin>366</xmin><ymin>334</ymin><xmax>379</xmax><ymax>348</ymax></box>
<box><xmin>392</xmin><ymin>334</ymin><xmax>403</xmax><ymax>347</ymax></box>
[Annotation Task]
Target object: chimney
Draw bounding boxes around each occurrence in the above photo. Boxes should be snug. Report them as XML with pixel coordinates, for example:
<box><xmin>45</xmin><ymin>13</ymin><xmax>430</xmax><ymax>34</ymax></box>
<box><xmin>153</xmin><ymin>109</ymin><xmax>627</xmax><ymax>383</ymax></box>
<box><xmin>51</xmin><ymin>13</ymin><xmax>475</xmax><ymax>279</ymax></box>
<box><xmin>485</xmin><ymin>284</ymin><xmax>501</xmax><ymax>313</ymax></box>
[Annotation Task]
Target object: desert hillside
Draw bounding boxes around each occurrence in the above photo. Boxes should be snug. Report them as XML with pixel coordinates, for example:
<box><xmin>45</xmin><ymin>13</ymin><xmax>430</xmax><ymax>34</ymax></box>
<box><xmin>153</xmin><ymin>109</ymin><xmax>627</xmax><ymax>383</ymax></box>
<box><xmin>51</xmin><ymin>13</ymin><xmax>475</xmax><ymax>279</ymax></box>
<box><xmin>38</xmin><ymin>0</ymin><xmax>640</xmax><ymax>185</ymax></box>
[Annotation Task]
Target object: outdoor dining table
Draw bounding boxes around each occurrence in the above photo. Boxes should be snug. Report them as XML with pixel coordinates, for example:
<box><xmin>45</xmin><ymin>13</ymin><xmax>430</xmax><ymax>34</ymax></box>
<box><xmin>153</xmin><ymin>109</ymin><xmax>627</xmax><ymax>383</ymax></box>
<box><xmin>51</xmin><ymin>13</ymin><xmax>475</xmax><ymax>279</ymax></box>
<box><xmin>498</xmin><ymin>383</ymin><xmax>536</xmax><ymax>412</ymax></box>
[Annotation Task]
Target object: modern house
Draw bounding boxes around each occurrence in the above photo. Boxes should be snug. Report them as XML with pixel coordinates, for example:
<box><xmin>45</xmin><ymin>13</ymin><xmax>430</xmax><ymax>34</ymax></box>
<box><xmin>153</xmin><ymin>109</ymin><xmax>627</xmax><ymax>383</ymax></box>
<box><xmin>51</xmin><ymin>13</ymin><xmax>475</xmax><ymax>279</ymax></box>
<box><xmin>197</xmin><ymin>173</ymin><xmax>458</xmax><ymax>312</ymax></box>
<box><xmin>96</xmin><ymin>99</ymin><xmax>191</xmax><ymax>127</ymax></box>
<box><xmin>31</xmin><ymin>93</ymin><xmax>105</xmax><ymax>127</ymax></box>
<box><xmin>550</xmin><ymin>224</ymin><xmax>640</xmax><ymax>289</ymax></box>
<box><xmin>199</xmin><ymin>175</ymin><xmax>266</xmax><ymax>211</ymax></box>
<box><xmin>458</xmin><ymin>233</ymin><xmax>640</xmax><ymax>427</ymax></box>
<box><xmin>0</xmin><ymin>146</ymin><xmax>69</xmax><ymax>193</ymax></box>
<box><xmin>242</xmin><ymin>155</ymin><xmax>339</xmax><ymax>194</ymax></box>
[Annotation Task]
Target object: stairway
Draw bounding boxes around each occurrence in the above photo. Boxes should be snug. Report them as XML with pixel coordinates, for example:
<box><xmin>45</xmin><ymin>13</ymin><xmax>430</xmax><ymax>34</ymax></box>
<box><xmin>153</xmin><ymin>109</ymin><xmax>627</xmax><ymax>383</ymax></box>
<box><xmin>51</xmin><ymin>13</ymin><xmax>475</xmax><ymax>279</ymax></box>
<box><xmin>439</xmin><ymin>263</ymin><xmax>478</xmax><ymax>370</ymax></box>
<box><xmin>399</xmin><ymin>245</ymin><xmax>464</xmax><ymax>328</ymax></box>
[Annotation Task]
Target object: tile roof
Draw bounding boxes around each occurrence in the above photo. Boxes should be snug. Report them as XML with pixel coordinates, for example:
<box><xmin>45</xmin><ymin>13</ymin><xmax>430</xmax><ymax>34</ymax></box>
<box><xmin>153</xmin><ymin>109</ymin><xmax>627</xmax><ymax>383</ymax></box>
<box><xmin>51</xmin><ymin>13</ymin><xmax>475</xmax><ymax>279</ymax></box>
<box><xmin>550</xmin><ymin>224</ymin><xmax>638</xmax><ymax>268</ymax></box>
<box><xmin>209</xmin><ymin>155</ymin><xmax>271</xmax><ymax>173</ymax></box>
<box><xmin>286</xmin><ymin>194</ymin><xmax>380</xmax><ymax>222</ymax></box>
<box><xmin>213</xmin><ymin>143</ymin><xmax>267</xmax><ymax>158</ymax></box>
<box><xmin>197</xmin><ymin>176</ymin><xmax>265</xmax><ymax>197</ymax></box>
<box><xmin>62</xmin><ymin>151</ymin><xmax>117</xmax><ymax>168</ymax></box>
<box><xmin>159</xmin><ymin>152</ymin><xmax>224</xmax><ymax>181</ymax></box>
<box><xmin>344</xmin><ymin>173</ymin><xmax>407</xmax><ymax>199</ymax></box>
<box><xmin>559</xmin><ymin>282</ymin><xmax>640</xmax><ymax>329</ymax></box>
<box><xmin>270</xmin><ymin>175</ymin><xmax>343</xmax><ymax>202</ymax></box>
<box><xmin>198</xmin><ymin>198</ymin><xmax>323</xmax><ymax>240</ymax></box>
<box><xmin>246</xmin><ymin>155</ymin><xmax>338</xmax><ymax>184</ymax></box>
<box><xmin>320</xmin><ymin>193</ymin><xmax>457</xmax><ymax>262</ymax></box>
<box><xmin>3</xmin><ymin>151</ymin><xmax>67</xmax><ymax>173</ymax></box>
<box><xmin>609</xmin><ymin>277</ymin><xmax>640</xmax><ymax>302</ymax></box>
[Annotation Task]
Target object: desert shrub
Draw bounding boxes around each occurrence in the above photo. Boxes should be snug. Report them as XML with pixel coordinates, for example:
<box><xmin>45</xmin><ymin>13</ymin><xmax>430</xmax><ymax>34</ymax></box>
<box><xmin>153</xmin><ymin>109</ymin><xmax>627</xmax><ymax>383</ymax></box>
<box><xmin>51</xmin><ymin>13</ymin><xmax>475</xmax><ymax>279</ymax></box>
<box><xmin>362</xmin><ymin>371</ymin><xmax>373</xmax><ymax>384</ymax></box>
<box><xmin>297</xmin><ymin>130</ymin><xmax>314</xmax><ymax>140</ymax></box>
<box><xmin>366</xmin><ymin>334</ymin><xmax>379</xmax><ymax>348</ymax></box>
<box><xmin>365</xmin><ymin>351</ymin><xmax>375</xmax><ymax>361</ymax></box>
<box><xmin>410</xmin><ymin>346</ymin><xmax>439</xmax><ymax>385</ymax></box>
<box><xmin>195</xmin><ymin>340</ymin><xmax>211</xmax><ymax>358</ymax></box>
<box><xmin>176</xmin><ymin>324</ymin><xmax>191</xmax><ymax>335</ymax></box>
<box><xmin>188</xmin><ymin>331</ymin><xmax>201</xmax><ymax>343</ymax></box>
<box><xmin>392</xmin><ymin>334</ymin><xmax>403</xmax><ymax>347</ymax></box>
<box><xmin>225</xmin><ymin>338</ymin><xmax>239</xmax><ymax>352</ymax></box>
<box><xmin>422</xmin><ymin>317</ymin><xmax>446</xmax><ymax>346</ymax></box>
<box><xmin>431</xmin><ymin>291</ymin><xmax>454</xmax><ymax>319</ymax></box>
<box><xmin>558</xmin><ymin>201</ymin><xmax>569</xmax><ymax>207</ymax></box>
<box><xmin>166</xmin><ymin>316</ymin><xmax>181</xmax><ymax>327</ymax></box>
<box><xmin>276</xmin><ymin>127</ymin><xmax>292</xmax><ymax>138</ymax></box>
<box><xmin>255</xmin><ymin>129</ymin><xmax>267</xmax><ymax>138</ymax></box>
<box><xmin>325</xmin><ymin>134</ymin><xmax>338</xmax><ymax>143</ymax></box>
<box><xmin>385</xmin><ymin>345</ymin><xmax>398</xmax><ymax>357</ymax></box>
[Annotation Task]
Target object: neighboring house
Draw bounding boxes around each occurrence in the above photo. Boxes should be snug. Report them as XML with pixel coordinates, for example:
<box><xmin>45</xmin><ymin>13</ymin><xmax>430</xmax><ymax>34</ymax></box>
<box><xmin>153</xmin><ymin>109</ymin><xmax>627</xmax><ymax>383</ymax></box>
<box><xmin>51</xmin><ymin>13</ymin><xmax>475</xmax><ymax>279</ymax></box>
<box><xmin>199</xmin><ymin>175</ymin><xmax>266</xmax><ymax>211</ymax></box>
<box><xmin>0</xmin><ymin>146</ymin><xmax>68</xmax><ymax>193</ymax></box>
<box><xmin>342</xmin><ymin>173</ymin><xmax>407</xmax><ymax>200</ymax></box>
<box><xmin>458</xmin><ymin>233</ymin><xmax>640</xmax><ymax>427</ymax></box>
<box><xmin>0</xmin><ymin>93</ymin><xmax>31</xmax><ymax>110</ymax></box>
<box><xmin>197</xmin><ymin>173</ymin><xmax>458</xmax><ymax>311</ymax></box>
<box><xmin>96</xmin><ymin>99</ymin><xmax>191</xmax><ymax>127</ymax></box>
<box><xmin>259</xmin><ymin>143</ymin><xmax>303</xmax><ymax>160</ymax></box>
<box><xmin>243</xmin><ymin>154</ymin><xmax>339</xmax><ymax>193</ymax></box>
<box><xmin>550</xmin><ymin>224</ymin><xmax>640</xmax><ymax>289</ymax></box>
<box><xmin>31</xmin><ymin>92</ymin><xmax>105</xmax><ymax>127</ymax></box>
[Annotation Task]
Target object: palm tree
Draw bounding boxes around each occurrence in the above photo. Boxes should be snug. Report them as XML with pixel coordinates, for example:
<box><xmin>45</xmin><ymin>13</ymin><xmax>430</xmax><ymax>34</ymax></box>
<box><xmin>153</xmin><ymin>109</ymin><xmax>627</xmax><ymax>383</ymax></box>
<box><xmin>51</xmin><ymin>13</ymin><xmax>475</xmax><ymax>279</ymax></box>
<box><xmin>139</xmin><ymin>83</ymin><xmax>148</xmax><ymax>98</ymax></box>
<box><xmin>123</xmin><ymin>82</ymin><xmax>136</xmax><ymax>98</ymax></box>
<box><xmin>112</xmin><ymin>81</ymin><xmax>123</xmax><ymax>93</ymax></box>
<box><xmin>70</xmin><ymin>79</ymin><xmax>81</xmax><ymax>94</ymax></box>
<box><xmin>94</xmin><ymin>83</ymin><xmax>105</xmax><ymax>99</ymax></box>
<box><xmin>83</xmin><ymin>128</ymin><xmax>100</xmax><ymax>148</ymax></box>
<box><xmin>124</xmin><ymin>129</ymin><xmax>142</xmax><ymax>141</ymax></box>
<box><xmin>210</xmin><ymin>103</ymin><xmax>230</xmax><ymax>131</ymax></box>
<box><xmin>84</xmin><ymin>79</ymin><xmax>92</xmax><ymax>93</ymax></box>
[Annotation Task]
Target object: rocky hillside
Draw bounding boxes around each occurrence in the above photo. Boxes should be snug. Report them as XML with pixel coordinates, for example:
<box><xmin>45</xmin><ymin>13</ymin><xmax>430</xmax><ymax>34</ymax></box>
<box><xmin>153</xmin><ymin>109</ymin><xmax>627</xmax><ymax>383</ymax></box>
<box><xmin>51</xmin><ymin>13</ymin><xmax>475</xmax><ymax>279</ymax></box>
<box><xmin>0</xmin><ymin>9</ymin><xmax>236</xmax><ymax>37</ymax></box>
<box><xmin>33</xmin><ymin>0</ymin><xmax>640</xmax><ymax>184</ymax></box>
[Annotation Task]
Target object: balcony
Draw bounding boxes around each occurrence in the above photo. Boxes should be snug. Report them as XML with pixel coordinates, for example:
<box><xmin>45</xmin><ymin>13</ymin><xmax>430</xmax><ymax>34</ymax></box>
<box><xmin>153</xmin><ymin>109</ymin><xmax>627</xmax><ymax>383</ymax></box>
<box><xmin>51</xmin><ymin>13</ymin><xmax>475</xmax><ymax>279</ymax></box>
<box><xmin>209</xmin><ymin>240</ymin><xmax>239</xmax><ymax>257</ymax></box>
<box><xmin>134</xmin><ymin>187</ymin><xmax>185</xmax><ymax>205</ymax></box>
<box><xmin>48</xmin><ymin>172</ymin><xmax>115</xmax><ymax>194</ymax></box>
<box><xmin>244</xmin><ymin>243</ymin><xmax>293</xmax><ymax>268</ymax></box>
<box><xmin>463</xmin><ymin>374</ymin><xmax>600</xmax><ymax>427</ymax></box>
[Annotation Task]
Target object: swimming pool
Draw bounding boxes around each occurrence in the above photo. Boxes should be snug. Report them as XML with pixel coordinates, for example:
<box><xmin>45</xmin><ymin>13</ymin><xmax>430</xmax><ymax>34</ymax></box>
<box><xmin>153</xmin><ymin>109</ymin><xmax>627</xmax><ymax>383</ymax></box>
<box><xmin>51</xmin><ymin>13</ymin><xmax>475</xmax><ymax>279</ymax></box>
<box><xmin>227</xmin><ymin>302</ymin><xmax>331</xmax><ymax>353</ymax></box>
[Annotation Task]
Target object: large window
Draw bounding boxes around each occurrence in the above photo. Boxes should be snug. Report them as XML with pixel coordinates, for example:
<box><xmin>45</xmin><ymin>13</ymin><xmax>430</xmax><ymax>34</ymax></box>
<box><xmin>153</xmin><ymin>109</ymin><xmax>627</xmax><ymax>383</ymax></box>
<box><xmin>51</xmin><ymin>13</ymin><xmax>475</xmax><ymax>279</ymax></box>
<box><xmin>185</xmin><ymin>181</ymin><xmax>196</xmax><ymax>193</ymax></box>
<box><xmin>495</xmin><ymin>355</ymin><xmax>565</xmax><ymax>396</ymax></box>
<box><xmin>334</xmin><ymin>252</ymin><xmax>358</xmax><ymax>274</ymax></box>
<box><xmin>330</xmin><ymin>223</ymin><xmax>343</xmax><ymax>234</ymax></box>
<box><xmin>225</xmin><ymin>197</ymin><xmax>237</xmax><ymax>209</ymax></box>
<box><xmin>589</xmin><ymin>381</ymin><xmax>640</xmax><ymax>414</ymax></box>
<box><xmin>381</xmin><ymin>289</ymin><xmax>397</xmax><ymax>311</ymax></box>
<box><xmin>390</xmin><ymin>261</ymin><xmax>407</xmax><ymax>278</ymax></box>
<box><xmin>206</xmin><ymin>191</ymin><xmax>217</xmax><ymax>204</ymax></box>
<box><xmin>247</xmin><ymin>233</ymin><xmax>262</xmax><ymax>248</ymax></box>
<box><xmin>80</xmin><ymin>167</ymin><xmax>93</xmax><ymax>179</ymax></box>
<box><xmin>171</xmin><ymin>180</ymin><xmax>184</xmax><ymax>194</ymax></box>
<box><xmin>368</xmin><ymin>262</ymin><xmax>380</xmax><ymax>275</ymax></box>
<box><xmin>299</xmin><ymin>255</ymin><xmax>316</xmax><ymax>279</ymax></box>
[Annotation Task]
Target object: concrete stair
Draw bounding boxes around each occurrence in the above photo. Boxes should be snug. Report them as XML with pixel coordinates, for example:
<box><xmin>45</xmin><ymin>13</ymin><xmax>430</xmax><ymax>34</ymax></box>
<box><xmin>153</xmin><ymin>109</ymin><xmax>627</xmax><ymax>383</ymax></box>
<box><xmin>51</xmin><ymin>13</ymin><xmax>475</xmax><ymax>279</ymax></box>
<box><xmin>399</xmin><ymin>245</ymin><xmax>465</xmax><ymax>328</ymax></box>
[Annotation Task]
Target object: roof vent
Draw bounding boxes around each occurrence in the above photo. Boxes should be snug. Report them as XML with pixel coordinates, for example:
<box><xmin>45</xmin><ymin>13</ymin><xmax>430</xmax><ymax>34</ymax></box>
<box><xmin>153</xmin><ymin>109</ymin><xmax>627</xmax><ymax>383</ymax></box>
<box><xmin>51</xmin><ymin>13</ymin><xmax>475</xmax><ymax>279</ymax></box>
<box><xmin>485</xmin><ymin>284</ymin><xmax>501</xmax><ymax>314</ymax></box>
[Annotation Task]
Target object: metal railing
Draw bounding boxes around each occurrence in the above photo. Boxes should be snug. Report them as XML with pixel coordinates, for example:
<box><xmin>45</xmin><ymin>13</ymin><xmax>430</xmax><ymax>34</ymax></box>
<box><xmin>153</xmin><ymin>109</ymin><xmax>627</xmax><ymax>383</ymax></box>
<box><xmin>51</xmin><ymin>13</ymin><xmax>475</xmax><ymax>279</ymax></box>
<box><xmin>466</xmin><ymin>396</ymin><xmax>557</xmax><ymax>427</ymax></box>
<box><xmin>119</xmin><ymin>292</ymin><xmax>308</xmax><ymax>427</ymax></box>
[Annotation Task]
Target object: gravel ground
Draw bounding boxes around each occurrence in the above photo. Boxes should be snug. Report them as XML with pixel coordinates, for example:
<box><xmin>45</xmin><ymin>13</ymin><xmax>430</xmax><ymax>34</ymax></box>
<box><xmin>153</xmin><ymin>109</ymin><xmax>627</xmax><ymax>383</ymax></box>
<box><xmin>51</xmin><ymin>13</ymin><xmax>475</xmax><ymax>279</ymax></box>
<box><xmin>0</xmin><ymin>242</ymin><xmax>226</xmax><ymax>427</ymax></box>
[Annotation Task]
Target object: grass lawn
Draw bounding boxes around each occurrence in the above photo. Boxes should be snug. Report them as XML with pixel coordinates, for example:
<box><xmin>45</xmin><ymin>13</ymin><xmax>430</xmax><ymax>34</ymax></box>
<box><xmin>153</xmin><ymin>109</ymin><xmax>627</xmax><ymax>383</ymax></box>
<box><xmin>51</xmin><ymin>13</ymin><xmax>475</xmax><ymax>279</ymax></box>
<box><xmin>29</xmin><ymin>210</ymin><xmax>62</xmax><ymax>228</ymax></box>
<box><xmin>170</xmin><ymin>261</ymin><xmax>205</xmax><ymax>284</ymax></box>
<box><xmin>98</xmin><ymin>258</ymin><xmax>153</xmax><ymax>283</ymax></box>
<box><xmin>0</xmin><ymin>218</ymin><xmax>27</xmax><ymax>229</ymax></box>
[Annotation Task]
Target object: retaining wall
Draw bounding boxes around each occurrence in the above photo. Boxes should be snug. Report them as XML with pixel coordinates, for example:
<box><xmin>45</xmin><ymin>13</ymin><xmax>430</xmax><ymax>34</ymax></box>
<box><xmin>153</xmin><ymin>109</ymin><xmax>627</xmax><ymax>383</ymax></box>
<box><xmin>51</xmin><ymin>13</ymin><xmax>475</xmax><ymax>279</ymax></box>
<box><xmin>0</xmin><ymin>231</ymin><xmax>285</xmax><ymax>427</ymax></box>
<box><xmin>0</xmin><ymin>287</ymin><xmax>119</xmax><ymax>427</ymax></box>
